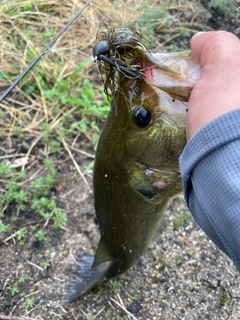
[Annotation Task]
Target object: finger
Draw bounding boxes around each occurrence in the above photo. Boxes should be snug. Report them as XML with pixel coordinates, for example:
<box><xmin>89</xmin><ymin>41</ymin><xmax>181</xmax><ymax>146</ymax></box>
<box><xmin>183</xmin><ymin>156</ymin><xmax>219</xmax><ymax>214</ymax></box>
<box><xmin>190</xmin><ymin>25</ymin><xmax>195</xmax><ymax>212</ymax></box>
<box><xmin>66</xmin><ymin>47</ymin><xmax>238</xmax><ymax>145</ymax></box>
<box><xmin>186</xmin><ymin>31</ymin><xmax>240</xmax><ymax>140</ymax></box>
<box><xmin>191</xmin><ymin>31</ymin><xmax>240</xmax><ymax>67</ymax></box>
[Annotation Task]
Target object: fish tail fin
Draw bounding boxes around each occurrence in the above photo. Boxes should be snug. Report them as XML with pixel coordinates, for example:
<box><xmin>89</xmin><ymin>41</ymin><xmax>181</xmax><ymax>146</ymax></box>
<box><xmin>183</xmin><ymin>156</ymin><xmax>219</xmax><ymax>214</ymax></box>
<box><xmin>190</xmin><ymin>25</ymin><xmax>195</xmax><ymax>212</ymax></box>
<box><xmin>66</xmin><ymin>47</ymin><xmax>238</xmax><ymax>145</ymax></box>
<box><xmin>66</xmin><ymin>254</ymin><xmax>112</xmax><ymax>303</ymax></box>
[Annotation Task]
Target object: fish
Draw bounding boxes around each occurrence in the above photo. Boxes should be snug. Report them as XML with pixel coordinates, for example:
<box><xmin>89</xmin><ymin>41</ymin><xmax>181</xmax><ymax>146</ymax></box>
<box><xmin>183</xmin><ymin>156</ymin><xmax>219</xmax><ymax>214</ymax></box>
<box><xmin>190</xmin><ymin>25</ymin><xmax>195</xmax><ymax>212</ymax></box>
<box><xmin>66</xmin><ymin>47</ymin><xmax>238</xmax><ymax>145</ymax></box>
<box><xmin>66</xmin><ymin>28</ymin><xmax>201</xmax><ymax>302</ymax></box>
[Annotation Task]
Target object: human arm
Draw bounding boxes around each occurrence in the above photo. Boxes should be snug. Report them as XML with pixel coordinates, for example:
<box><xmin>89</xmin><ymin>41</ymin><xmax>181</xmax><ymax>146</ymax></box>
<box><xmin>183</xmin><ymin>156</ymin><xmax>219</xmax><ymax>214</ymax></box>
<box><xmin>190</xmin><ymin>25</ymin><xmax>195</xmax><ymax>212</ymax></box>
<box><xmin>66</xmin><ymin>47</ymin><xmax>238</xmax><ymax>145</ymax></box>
<box><xmin>179</xmin><ymin>31</ymin><xmax>240</xmax><ymax>269</ymax></box>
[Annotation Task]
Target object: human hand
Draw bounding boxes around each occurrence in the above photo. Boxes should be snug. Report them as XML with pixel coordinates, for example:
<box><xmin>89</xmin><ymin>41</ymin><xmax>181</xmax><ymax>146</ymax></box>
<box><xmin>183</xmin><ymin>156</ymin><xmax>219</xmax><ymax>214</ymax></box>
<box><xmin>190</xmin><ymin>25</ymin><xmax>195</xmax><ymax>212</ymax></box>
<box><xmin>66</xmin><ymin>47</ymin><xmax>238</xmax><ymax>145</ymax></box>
<box><xmin>187</xmin><ymin>31</ymin><xmax>240</xmax><ymax>141</ymax></box>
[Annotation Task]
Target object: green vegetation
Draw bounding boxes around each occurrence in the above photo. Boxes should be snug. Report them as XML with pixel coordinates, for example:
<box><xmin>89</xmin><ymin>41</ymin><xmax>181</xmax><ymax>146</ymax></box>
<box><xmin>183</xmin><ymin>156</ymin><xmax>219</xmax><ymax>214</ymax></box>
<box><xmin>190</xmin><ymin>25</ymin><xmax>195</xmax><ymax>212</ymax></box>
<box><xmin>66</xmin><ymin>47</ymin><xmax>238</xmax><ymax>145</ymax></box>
<box><xmin>111</xmin><ymin>281</ymin><xmax>121</xmax><ymax>295</ymax></box>
<box><xmin>41</xmin><ymin>259</ymin><xmax>51</xmax><ymax>270</ymax></box>
<box><xmin>152</xmin><ymin>275</ymin><xmax>160</xmax><ymax>284</ymax></box>
<box><xmin>0</xmin><ymin>159</ymin><xmax>67</xmax><ymax>242</ymax></box>
<box><xmin>24</xmin><ymin>298</ymin><xmax>35</xmax><ymax>309</ymax></box>
<box><xmin>15</xmin><ymin>229</ymin><xmax>27</xmax><ymax>245</ymax></box>
<box><xmin>10</xmin><ymin>284</ymin><xmax>19</xmax><ymax>296</ymax></box>
<box><xmin>0</xmin><ymin>220</ymin><xmax>11</xmax><ymax>234</ymax></box>
<box><xmin>134</xmin><ymin>3</ymin><xmax>173</xmax><ymax>48</ymax></box>
<box><xmin>35</xmin><ymin>230</ymin><xmax>47</xmax><ymax>241</ymax></box>
<box><xmin>209</xmin><ymin>0</ymin><xmax>236</xmax><ymax>18</ymax></box>
<box><xmin>219</xmin><ymin>291</ymin><xmax>231</xmax><ymax>305</ymax></box>
<box><xmin>173</xmin><ymin>211</ymin><xmax>192</xmax><ymax>231</ymax></box>
<box><xmin>9</xmin><ymin>274</ymin><xmax>37</xmax><ymax>308</ymax></box>
<box><xmin>18</xmin><ymin>275</ymin><xmax>28</xmax><ymax>283</ymax></box>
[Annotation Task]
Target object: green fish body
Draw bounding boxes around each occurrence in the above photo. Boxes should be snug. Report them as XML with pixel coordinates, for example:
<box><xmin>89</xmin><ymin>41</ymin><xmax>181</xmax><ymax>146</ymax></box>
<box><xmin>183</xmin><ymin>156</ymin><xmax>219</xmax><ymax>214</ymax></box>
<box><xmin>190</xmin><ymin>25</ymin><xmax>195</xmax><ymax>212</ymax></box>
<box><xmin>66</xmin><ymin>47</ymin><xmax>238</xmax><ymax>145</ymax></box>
<box><xmin>66</xmin><ymin>28</ymin><xmax>200</xmax><ymax>302</ymax></box>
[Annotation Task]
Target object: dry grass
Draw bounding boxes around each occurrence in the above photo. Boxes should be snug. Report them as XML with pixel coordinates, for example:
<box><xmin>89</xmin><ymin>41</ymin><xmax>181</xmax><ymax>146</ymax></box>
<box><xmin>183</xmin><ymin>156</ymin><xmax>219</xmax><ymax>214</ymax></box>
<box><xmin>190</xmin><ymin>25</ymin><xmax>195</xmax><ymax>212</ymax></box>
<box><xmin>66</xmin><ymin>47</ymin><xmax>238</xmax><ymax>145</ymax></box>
<box><xmin>0</xmin><ymin>0</ymin><xmax>207</xmax><ymax>154</ymax></box>
<box><xmin>0</xmin><ymin>0</ymin><xmax>146</xmax><ymax>150</ymax></box>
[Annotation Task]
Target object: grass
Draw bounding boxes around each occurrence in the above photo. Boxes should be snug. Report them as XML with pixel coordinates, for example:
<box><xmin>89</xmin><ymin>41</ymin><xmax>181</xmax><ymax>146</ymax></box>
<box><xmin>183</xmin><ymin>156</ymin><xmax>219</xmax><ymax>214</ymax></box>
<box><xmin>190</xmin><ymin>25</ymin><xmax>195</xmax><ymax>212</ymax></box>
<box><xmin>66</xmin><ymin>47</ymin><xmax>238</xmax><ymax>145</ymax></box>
<box><xmin>24</xmin><ymin>298</ymin><xmax>35</xmax><ymax>309</ymax></box>
<box><xmin>111</xmin><ymin>281</ymin><xmax>121</xmax><ymax>295</ymax></box>
<box><xmin>173</xmin><ymin>211</ymin><xmax>192</xmax><ymax>231</ymax></box>
<box><xmin>0</xmin><ymin>159</ymin><xmax>67</xmax><ymax>241</ymax></box>
<box><xmin>209</xmin><ymin>0</ymin><xmax>237</xmax><ymax>18</ymax></box>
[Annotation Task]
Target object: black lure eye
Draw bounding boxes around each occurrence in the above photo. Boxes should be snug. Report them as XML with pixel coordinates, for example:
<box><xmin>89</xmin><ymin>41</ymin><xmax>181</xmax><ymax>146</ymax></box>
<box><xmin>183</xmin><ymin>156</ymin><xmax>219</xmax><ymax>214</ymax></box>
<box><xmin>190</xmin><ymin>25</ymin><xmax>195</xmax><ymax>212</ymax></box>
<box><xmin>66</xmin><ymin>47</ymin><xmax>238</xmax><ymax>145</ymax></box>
<box><xmin>134</xmin><ymin>107</ymin><xmax>151</xmax><ymax>128</ymax></box>
<box><xmin>92</xmin><ymin>40</ymin><xmax>110</xmax><ymax>60</ymax></box>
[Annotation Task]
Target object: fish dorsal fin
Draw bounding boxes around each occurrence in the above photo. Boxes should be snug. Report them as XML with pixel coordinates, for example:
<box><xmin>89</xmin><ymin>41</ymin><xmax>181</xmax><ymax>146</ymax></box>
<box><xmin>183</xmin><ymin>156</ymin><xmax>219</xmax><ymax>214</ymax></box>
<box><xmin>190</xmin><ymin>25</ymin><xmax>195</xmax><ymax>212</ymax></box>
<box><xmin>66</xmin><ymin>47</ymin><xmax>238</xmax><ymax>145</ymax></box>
<box><xmin>92</xmin><ymin>237</ymin><xmax>113</xmax><ymax>268</ymax></box>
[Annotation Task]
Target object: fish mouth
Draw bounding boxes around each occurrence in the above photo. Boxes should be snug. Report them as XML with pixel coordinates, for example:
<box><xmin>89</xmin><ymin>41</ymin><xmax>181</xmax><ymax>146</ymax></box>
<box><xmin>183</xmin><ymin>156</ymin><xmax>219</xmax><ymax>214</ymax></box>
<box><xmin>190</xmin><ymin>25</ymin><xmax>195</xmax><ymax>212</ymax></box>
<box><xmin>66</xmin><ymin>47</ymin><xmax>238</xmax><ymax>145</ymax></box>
<box><xmin>142</xmin><ymin>51</ymin><xmax>201</xmax><ymax>102</ymax></box>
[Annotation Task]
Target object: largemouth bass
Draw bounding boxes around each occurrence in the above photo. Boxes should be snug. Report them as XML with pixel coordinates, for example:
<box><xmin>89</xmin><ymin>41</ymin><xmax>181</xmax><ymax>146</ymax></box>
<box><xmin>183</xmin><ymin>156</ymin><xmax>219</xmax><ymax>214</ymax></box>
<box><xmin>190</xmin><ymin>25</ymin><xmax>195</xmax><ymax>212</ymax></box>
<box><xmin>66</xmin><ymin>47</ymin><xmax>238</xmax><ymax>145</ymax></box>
<box><xmin>66</xmin><ymin>28</ymin><xmax>201</xmax><ymax>302</ymax></box>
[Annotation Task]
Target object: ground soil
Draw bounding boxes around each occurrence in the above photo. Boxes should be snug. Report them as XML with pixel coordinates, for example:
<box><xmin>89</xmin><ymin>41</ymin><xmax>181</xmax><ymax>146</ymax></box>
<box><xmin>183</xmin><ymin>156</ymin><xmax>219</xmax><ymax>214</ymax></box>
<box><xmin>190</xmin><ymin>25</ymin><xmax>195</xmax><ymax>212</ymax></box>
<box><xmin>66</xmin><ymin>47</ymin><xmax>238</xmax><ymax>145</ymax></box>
<box><xmin>1</xmin><ymin>1</ymin><xmax>240</xmax><ymax>320</ymax></box>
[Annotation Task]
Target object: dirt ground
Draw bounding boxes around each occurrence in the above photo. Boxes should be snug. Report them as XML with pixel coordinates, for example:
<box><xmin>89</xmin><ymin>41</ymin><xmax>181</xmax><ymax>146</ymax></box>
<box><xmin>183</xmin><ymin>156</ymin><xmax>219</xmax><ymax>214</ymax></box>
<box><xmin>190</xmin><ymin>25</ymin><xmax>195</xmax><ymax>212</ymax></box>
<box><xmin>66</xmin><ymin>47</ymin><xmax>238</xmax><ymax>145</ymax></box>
<box><xmin>1</xmin><ymin>1</ymin><xmax>240</xmax><ymax>319</ymax></box>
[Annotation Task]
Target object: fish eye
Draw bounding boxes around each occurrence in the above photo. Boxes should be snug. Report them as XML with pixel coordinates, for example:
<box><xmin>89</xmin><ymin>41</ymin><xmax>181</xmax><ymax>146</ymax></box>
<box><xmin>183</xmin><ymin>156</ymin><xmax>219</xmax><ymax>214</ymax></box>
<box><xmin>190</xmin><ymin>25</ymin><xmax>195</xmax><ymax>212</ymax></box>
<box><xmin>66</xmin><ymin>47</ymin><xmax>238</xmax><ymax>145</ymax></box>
<box><xmin>134</xmin><ymin>107</ymin><xmax>151</xmax><ymax>128</ymax></box>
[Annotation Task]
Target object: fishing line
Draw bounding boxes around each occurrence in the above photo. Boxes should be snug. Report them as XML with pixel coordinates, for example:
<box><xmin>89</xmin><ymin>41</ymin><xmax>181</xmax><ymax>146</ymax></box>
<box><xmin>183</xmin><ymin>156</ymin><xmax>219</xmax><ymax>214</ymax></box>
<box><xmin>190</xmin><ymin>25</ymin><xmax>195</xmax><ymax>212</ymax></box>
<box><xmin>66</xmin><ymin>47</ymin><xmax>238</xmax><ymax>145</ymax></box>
<box><xmin>0</xmin><ymin>0</ymin><xmax>92</xmax><ymax>103</ymax></box>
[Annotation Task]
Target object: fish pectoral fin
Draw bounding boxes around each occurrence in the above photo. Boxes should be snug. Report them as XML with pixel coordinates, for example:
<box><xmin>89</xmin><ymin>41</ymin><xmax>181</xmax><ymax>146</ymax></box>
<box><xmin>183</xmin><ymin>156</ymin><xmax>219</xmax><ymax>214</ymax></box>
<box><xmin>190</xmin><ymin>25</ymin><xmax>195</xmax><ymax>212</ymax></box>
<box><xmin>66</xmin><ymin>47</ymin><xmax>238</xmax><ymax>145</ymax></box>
<box><xmin>92</xmin><ymin>237</ymin><xmax>113</xmax><ymax>268</ymax></box>
<box><xmin>66</xmin><ymin>254</ymin><xmax>112</xmax><ymax>302</ymax></box>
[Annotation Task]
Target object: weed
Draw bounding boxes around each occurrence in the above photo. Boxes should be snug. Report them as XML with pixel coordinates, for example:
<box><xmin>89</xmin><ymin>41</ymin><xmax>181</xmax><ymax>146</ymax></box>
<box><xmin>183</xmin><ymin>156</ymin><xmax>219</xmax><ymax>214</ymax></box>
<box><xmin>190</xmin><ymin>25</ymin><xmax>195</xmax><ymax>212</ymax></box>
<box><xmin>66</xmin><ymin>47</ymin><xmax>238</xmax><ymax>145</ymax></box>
<box><xmin>111</xmin><ymin>281</ymin><xmax>121</xmax><ymax>295</ymax></box>
<box><xmin>24</xmin><ymin>298</ymin><xmax>35</xmax><ymax>309</ymax></box>
<box><xmin>173</xmin><ymin>211</ymin><xmax>192</xmax><ymax>231</ymax></box>
<box><xmin>134</xmin><ymin>3</ymin><xmax>173</xmax><ymax>48</ymax></box>
<box><xmin>43</xmin><ymin>158</ymin><xmax>56</xmax><ymax>173</ymax></box>
<box><xmin>10</xmin><ymin>284</ymin><xmax>19</xmax><ymax>296</ymax></box>
<box><xmin>6</xmin><ymin>183</ymin><xmax>29</xmax><ymax>211</ymax></box>
<box><xmin>195</xmin><ymin>5</ymin><xmax>212</xmax><ymax>21</ymax></box>
<box><xmin>170</xmin><ymin>44</ymin><xmax>180</xmax><ymax>52</ymax></box>
<box><xmin>0</xmin><ymin>162</ymin><xmax>14</xmax><ymax>179</ymax></box>
<box><xmin>219</xmin><ymin>291</ymin><xmax>230</xmax><ymax>305</ymax></box>
<box><xmin>41</xmin><ymin>259</ymin><xmax>51</xmax><ymax>270</ymax></box>
<box><xmin>0</xmin><ymin>220</ymin><xmax>11</xmax><ymax>234</ymax></box>
<box><xmin>209</xmin><ymin>0</ymin><xmax>236</xmax><ymax>18</ymax></box>
<box><xmin>159</xmin><ymin>265</ymin><xmax>166</xmax><ymax>272</ymax></box>
<box><xmin>152</xmin><ymin>275</ymin><xmax>160</xmax><ymax>284</ymax></box>
<box><xmin>31</xmin><ymin>175</ymin><xmax>54</xmax><ymax>198</ymax></box>
<box><xmin>13</xmin><ymin>126</ymin><xmax>24</xmax><ymax>139</ymax></box>
<box><xmin>49</xmin><ymin>140</ymin><xmax>61</xmax><ymax>152</ymax></box>
<box><xmin>53</xmin><ymin>208</ymin><xmax>67</xmax><ymax>228</ymax></box>
<box><xmin>35</xmin><ymin>230</ymin><xmax>47</xmax><ymax>241</ymax></box>
<box><xmin>32</xmin><ymin>197</ymin><xmax>67</xmax><ymax>228</ymax></box>
<box><xmin>22</xmin><ymin>159</ymin><xmax>68</xmax><ymax>229</ymax></box>
<box><xmin>0</xmin><ymin>164</ymin><xmax>29</xmax><ymax>215</ymax></box>
<box><xmin>15</xmin><ymin>229</ymin><xmax>26</xmax><ymax>245</ymax></box>
<box><xmin>18</xmin><ymin>275</ymin><xmax>28</xmax><ymax>283</ymax></box>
